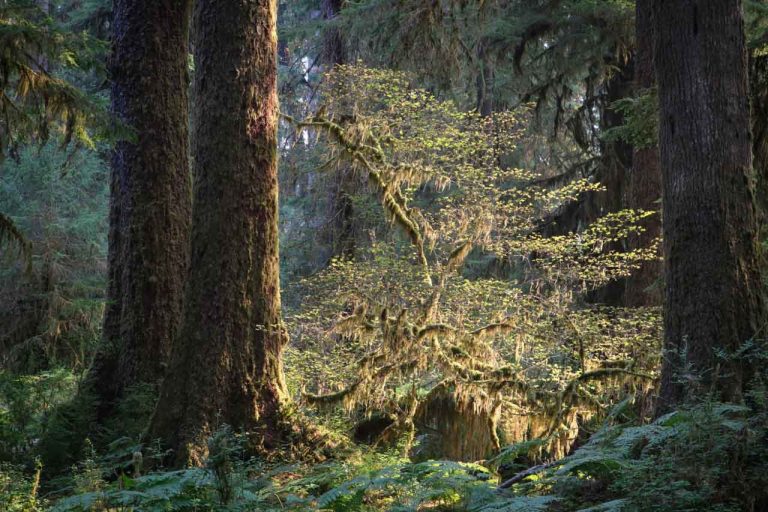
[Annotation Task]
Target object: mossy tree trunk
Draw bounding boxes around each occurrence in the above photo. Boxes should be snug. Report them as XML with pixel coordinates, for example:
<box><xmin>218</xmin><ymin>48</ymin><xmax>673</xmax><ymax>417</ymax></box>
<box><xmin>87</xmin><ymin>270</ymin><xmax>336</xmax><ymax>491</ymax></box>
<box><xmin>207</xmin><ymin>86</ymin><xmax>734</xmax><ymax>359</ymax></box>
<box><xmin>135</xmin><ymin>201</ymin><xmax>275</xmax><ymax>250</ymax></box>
<box><xmin>624</xmin><ymin>0</ymin><xmax>662</xmax><ymax>307</ymax></box>
<box><xmin>413</xmin><ymin>392</ymin><xmax>500</xmax><ymax>462</ymax></box>
<box><xmin>148</xmin><ymin>0</ymin><xmax>289</xmax><ymax>466</ymax></box>
<box><xmin>90</xmin><ymin>0</ymin><xmax>191</xmax><ymax>418</ymax></box>
<box><xmin>654</xmin><ymin>0</ymin><xmax>765</xmax><ymax>411</ymax></box>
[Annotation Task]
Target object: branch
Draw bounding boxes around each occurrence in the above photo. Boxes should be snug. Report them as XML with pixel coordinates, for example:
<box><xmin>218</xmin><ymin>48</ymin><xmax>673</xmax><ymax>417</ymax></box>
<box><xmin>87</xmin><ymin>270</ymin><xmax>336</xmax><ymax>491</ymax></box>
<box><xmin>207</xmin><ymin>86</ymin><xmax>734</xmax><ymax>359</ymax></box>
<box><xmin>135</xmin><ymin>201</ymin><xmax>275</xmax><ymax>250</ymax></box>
<box><xmin>498</xmin><ymin>461</ymin><xmax>558</xmax><ymax>489</ymax></box>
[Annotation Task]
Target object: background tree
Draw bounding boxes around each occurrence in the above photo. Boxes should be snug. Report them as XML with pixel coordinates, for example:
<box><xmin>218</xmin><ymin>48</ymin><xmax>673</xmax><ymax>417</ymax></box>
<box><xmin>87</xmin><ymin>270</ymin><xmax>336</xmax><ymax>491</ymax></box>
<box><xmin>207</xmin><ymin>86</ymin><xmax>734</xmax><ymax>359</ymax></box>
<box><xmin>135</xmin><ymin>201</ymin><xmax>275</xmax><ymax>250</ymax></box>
<box><xmin>654</xmin><ymin>0</ymin><xmax>765</xmax><ymax>410</ymax></box>
<box><xmin>335</xmin><ymin>0</ymin><xmax>642</xmax><ymax>306</ymax></box>
<box><xmin>0</xmin><ymin>0</ymin><xmax>105</xmax><ymax>257</ymax></box>
<box><xmin>321</xmin><ymin>0</ymin><xmax>357</xmax><ymax>261</ymax></box>
<box><xmin>290</xmin><ymin>65</ymin><xmax>659</xmax><ymax>462</ymax></box>
<box><xmin>624</xmin><ymin>0</ymin><xmax>661</xmax><ymax>307</ymax></box>
<box><xmin>148</xmin><ymin>0</ymin><xmax>292</xmax><ymax>466</ymax></box>
<box><xmin>0</xmin><ymin>1</ymin><xmax>110</xmax><ymax>375</ymax></box>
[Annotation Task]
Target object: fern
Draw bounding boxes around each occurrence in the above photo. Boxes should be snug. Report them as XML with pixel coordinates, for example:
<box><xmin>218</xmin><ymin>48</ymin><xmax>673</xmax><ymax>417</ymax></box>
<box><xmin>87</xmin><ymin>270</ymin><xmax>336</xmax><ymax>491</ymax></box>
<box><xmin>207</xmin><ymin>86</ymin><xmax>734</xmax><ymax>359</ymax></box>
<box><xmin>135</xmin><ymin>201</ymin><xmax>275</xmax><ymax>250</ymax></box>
<box><xmin>469</xmin><ymin>496</ymin><xmax>560</xmax><ymax>512</ymax></box>
<box><xmin>575</xmin><ymin>500</ymin><xmax>627</xmax><ymax>512</ymax></box>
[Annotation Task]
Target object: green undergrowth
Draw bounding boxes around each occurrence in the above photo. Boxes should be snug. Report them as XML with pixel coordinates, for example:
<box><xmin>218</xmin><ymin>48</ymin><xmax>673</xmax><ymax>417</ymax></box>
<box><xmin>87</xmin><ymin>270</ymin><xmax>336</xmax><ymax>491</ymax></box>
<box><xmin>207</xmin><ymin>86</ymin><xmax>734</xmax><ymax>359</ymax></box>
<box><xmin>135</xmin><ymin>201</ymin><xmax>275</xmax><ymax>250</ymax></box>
<box><xmin>2</xmin><ymin>394</ymin><xmax>765</xmax><ymax>511</ymax></box>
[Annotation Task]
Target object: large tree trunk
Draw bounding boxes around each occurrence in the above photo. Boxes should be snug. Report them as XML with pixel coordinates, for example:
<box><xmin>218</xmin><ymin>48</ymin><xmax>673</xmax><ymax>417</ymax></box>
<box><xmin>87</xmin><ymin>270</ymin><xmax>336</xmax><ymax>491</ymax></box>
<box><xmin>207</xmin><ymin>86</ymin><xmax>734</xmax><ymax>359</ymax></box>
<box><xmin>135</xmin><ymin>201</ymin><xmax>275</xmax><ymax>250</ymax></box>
<box><xmin>90</xmin><ymin>0</ymin><xmax>191</xmax><ymax>417</ymax></box>
<box><xmin>654</xmin><ymin>0</ymin><xmax>765</xmax><ymax>411</ymax></box>
<box><xmin>148</xmin><ymin>0</ymin><xmax>289</xmax><ymax>466</ymax></box>
<box><xmin>751</xmin><ymin>48</ymin><xmax>768</xmax><ymax>234</ymax></box>
<box><xmin>624</xmin><ymin>0</ymin><xmax>662</xmax><ymax>307</ymax></box>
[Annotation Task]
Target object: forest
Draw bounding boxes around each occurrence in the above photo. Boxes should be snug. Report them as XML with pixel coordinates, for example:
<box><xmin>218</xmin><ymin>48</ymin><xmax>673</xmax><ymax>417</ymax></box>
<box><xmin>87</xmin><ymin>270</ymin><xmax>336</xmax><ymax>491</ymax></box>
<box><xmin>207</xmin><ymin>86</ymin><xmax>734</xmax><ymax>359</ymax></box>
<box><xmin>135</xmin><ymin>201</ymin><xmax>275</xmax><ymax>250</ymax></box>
<box><xmin>1</xmin><ymin>0</ymin><xmax>767</xmax><ymax>510</ymax></box>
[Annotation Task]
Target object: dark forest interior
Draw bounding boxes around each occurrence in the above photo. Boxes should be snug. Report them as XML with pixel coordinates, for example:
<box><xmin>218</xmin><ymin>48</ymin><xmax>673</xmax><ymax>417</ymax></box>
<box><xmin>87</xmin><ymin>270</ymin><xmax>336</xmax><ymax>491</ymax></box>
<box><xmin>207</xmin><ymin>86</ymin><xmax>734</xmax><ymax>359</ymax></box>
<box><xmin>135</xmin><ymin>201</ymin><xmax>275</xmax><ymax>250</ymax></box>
<box><xmin>1</xmin><ymin>1</ymin><xmax>768</xmax><ymax>510</ymax></box>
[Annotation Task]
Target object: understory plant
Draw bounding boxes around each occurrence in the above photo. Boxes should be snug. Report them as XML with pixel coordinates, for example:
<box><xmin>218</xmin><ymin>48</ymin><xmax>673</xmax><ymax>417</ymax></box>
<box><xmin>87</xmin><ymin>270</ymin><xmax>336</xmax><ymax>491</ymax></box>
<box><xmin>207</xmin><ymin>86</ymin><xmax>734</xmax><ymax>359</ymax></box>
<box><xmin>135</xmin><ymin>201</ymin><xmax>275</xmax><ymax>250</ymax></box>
<box><xmin>43</xmin><ymin>393</ymin><xmax>767</xmax><ymax>511</ymax></box>
<box><xmin>284</xmin><ymin>65</ymin><xmax>661</xmax><ymax>460</ymax></box>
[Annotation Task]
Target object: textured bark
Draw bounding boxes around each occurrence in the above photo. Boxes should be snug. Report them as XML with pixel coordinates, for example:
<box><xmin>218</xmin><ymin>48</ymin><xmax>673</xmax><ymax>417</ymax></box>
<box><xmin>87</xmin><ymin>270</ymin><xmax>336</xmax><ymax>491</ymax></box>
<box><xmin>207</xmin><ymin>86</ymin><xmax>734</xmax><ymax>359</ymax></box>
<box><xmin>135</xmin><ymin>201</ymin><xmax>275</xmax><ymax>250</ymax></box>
<box><xmin>90</xmin><ymin>0</ymin><xmax>191</xmax><ymax>416</ymax></box>
<box><xmin>751</xmin><ymin>50</ymin><xmax>768</xmax><ymax>233</ymax></box>
<box><xmin>654</xmin><ymin>0</ymin><xmax>765</xmax><ymax>411</ymax></box>
<box><xmin>624</xmin><ymin>0</ymin><xmax>662</xmax><ymax>307</ymax></box>
<box><xmin>148</xmin><ymin>0</ymin><xmax>289</xmax><ymax>466</ymax></box>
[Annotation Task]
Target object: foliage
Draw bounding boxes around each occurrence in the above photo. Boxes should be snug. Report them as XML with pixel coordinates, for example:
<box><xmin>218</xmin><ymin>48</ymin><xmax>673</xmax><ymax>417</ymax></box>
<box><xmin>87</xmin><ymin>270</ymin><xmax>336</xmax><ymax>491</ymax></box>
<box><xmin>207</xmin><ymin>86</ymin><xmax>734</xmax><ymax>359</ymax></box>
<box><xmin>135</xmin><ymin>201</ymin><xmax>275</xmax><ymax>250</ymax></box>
<box><xmin>495</xmin><ymin>398</ymin><xmax>768</xmax><ymax>512</ymax></box>
<box><xmin>1</xmin><ymin>4</ymin><xmax>765</xmax><ymax>512</ymax></box>
<box><xmin>483</xmin><ymin>0</ymin><xmax>634</xmax><ymax>126</ymax></box>
<box><xmin>0</xmin><ymin>0</ymin><xmax>109</xmax><ymax>256</ymax></box>
<box><xmin>0</xmin><ymin>142</ymin><xmax>108</xmax><ymax>373</ymax></box>
<box><xmin>0</xmin><ymin>461</ymin><xmax>43</xmax><ymax>511</ymax></box>
<box><xmin>49</xmin><ymin>433</ymin><xmax>517</xmax><ymax>512</ymax></box>
<box><xmin>602</xmin><ymin>90</ymin><xmax>658</xmax><ymax>150</ymax></box>
<box><xmin>283</xmin><ymin>65</ymin><xmax>660</xmax><ymax>460</ymax></box>
<box><xmin>45</xmin><ymin>395</ymin><xmax>768</xmax><ymax>511</ymax></box>
<box><xmin>333</xmin><ymin>0</ymin><xmax>636</xmax><ymax>183</ymax></box>
<box><xmin>0</xmin><ymin>141</ymin><xmax>107</xmax><ymax>478</ymax></box>
<box><xmin>0</xmin><ymin>1</ymin><xmax>108</xmax><ymax>153</ymax></box>
<box><xmin>0</xmin><ymin>369</ymin><xmax>78</xmax><ymax>464</ymax></box>
<box><xmin>747</xmin><ymin>0</ymin><xmax>768</xmax><ymax>51</ymax></box>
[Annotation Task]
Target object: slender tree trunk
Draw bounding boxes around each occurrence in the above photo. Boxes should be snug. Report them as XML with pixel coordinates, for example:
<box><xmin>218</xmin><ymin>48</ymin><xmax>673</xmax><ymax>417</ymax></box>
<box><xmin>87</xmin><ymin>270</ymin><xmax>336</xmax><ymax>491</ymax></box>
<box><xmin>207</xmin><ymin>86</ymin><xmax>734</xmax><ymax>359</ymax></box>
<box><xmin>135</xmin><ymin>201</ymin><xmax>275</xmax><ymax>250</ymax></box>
<box><xmin>321</xmin><ymin>0</ymin><xmax>356</xmax><ymax>261</ymax></box>
<box><xmin>148</xmin><ymin>0</ymin><xmax>289</xmax><ymax>466</ymax></box>
<box><xmin>586</xmin><ymin>59</ymin><xmax>634</xmax><ymax>306</ymax></box>
<box><xmin>35</xmin><ymin>0</ymin><xmax>49</xmax><ymax>16</ymax></box>
<box><xmin>654</xmin><ymin>0</ymin><xmax>765</xmax><ymax>411</ymax></box>
<box><xmin>624</xmin><ymin>0</ymin><xmax>662</xmax><ymax>307</ymax></box>
<box><xmin>321</xmin><ymin>0</ymin><xmax>346</xmax><ymax>66</ymax></box>
<box><xmin>89</xmin><ymin>0</ymin><xmax>191</xmax><ymax>417</ymax></box>
<box><xmin>476</xmin><ymin>40</ymin><xmax>495</xmax><ymax>117</ymax></box>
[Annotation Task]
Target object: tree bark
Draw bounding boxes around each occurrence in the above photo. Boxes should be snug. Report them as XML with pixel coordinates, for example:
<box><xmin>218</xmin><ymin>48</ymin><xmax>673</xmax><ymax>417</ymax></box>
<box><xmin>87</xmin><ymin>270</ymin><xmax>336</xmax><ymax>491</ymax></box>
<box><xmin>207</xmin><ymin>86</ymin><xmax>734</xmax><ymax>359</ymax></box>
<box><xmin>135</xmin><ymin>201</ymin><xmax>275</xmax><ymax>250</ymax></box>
<box><xmin>750</xmin><ymin>48</ymin><xmax>768</xmax><ymax>234</ymax></box>
<box><xmin>624</xmin><ymin>0</ymin><xmax>662</xmax><ymax>307</ymax></box>
<box><xmin>148</xmin><ymin>0</ymin><xmax>289</xmax><ymax>466</ymax></box>
<box><xmin>90</xmin><ymin>0</ymin><xmax>191</xmax><ymax>417</ymax></box>
<box><xmin>654</xmin><ymin>0</ymin><xmax>765</xmax><ymax>411</ymax></box>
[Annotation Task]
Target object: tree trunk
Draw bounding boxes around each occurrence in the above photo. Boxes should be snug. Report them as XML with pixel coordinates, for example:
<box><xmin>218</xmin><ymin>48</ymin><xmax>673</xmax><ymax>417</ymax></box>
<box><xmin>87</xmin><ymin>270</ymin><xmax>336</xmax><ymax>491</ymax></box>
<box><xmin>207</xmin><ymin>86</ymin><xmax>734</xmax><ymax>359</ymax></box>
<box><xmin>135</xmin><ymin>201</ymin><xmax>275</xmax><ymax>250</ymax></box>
<box><xmin>35</xmin><ymin>0</ymin><xmax>49</xmax><ymax>15</ymax></box>
<box><xmin>476</xmin><ymin>40</ymin><xmax>495</xmax><ymax>117</ymax></box>
<box><xmin>624</xmin><ymin>0</ymin><xmax>662</xmax><ymax>307</ymax></box>
<box><xmin>654</xmin><ymin>0</ymin><xmax>765</xmax><ymax>411</ymax></box>
<box><xmin>148</xmin><ymin>0</ymin><xmax>289</xmax><ymax>466</ymax></box>
<box><xmin>413</xmin><ymin>391</ymin><xmax>500</xmax><ymax>462</ymax></box>
<box><xmin>321</xmin><ymin>0</ymin><xmax>346</xmax><ymax>66</ymax></box>
<box><xmin>586</xmin><ymin>59</ymin><xmax>635</xmax><ymax>306</ymax></box>
<box><xmin>89</xmin><ymin>0</ymin><xmax>191</xmax><ymax>417</ymax></box>
<box><xmin>750</xmin><ymin>48</ymin><xmax>768</xmax><ymax>234</ymax></box>
<box><xmin>321</xmin><ymin>0</ymin><xmax>356</xmax><ymax>261</ymax></box>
